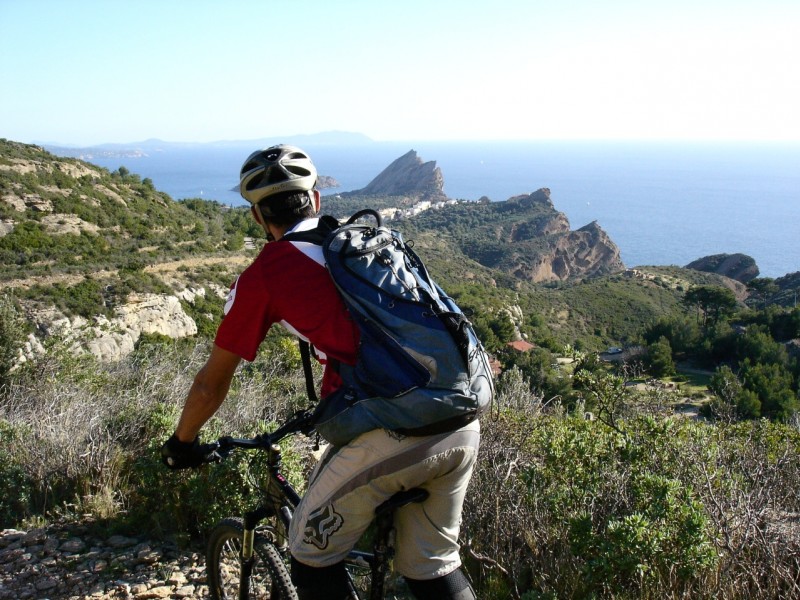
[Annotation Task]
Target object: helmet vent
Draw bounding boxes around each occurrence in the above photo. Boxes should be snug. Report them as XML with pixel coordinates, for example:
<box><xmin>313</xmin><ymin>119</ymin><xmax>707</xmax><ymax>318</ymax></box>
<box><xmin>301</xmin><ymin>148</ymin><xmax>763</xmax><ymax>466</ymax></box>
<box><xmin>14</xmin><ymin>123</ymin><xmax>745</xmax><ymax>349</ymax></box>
<box><xmin>266</xmin><ymin>169</ymin><xmax>286</xmax><ymax>183</ymax></box>
<box><xmin>286</xmin><ymin>165</ymin><xmax>312</xmax><ymax>176</ymax></box>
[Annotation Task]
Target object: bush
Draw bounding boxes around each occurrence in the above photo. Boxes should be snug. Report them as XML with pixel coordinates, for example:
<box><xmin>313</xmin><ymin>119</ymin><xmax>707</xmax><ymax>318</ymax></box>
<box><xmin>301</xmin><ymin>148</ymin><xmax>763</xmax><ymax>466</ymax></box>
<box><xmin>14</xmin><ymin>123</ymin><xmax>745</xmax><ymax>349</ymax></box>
<box><xmin>0</xmin><ymin>294</ymin><xmax>26</xmax><ymax>390</ymax></box>
<box><xmin>568</xmin><ymin>473</ymin><xmax>716</xmax><ymax>594</ymax></box>
<box><xmin>463</xmin><ymin>404</ymin><xmax>800</xmax><ymax>599</ymax></box>
<box><xmin>0</xmin><ymin>420</ymin><xmax>34</xmax><ymax>527</ymax></box>
<box><xmin>0</xmin><ymin>337</ymin><xmax>311</xmax><ymax>537</ymax></box>
<box><xmin>125</xmin><ymin>404</ymin><xmax>271</xmax><ymax>536</ymax></box>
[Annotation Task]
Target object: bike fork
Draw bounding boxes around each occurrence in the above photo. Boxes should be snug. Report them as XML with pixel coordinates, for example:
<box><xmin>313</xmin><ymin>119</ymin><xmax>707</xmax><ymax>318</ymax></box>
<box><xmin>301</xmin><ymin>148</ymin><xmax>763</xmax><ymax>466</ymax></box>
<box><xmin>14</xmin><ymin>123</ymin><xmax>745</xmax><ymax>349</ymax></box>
<box><xmin>239</xmin><ymin>526</ymin><xmax>256</xmax><ymax>598</ymax></box>
<box><xmin>239</xmin><ymin>506</ymin><xmax>271</xmax><ymax>599</ymax></box>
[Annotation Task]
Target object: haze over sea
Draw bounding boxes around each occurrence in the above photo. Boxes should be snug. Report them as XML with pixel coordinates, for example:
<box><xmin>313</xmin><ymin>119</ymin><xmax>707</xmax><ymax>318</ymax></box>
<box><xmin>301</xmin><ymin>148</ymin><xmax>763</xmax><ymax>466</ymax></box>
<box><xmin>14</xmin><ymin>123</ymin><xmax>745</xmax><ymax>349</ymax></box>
<box><xmin>85</xmin><ymin>141</ymin><xmax>800</xmax><ymax>279</ymax></box>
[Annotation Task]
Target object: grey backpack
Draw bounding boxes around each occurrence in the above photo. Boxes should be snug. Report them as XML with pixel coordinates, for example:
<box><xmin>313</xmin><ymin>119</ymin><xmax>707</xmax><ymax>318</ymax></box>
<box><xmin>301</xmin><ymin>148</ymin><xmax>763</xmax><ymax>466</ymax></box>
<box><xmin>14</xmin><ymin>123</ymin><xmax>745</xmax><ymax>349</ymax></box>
<box><xmin>285</xmin><ymin>210</ymin><xmax>494</xmax><ymax>446</ymax></box>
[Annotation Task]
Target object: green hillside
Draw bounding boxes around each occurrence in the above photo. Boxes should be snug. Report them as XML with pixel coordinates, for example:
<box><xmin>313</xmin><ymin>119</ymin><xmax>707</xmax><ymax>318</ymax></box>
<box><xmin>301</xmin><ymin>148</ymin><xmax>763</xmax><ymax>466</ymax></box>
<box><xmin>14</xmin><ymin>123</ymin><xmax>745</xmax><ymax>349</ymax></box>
<box><xmin>0</xmin><ymin>139</ymin><xmax>262</xmax><ymax>317</ymax></box>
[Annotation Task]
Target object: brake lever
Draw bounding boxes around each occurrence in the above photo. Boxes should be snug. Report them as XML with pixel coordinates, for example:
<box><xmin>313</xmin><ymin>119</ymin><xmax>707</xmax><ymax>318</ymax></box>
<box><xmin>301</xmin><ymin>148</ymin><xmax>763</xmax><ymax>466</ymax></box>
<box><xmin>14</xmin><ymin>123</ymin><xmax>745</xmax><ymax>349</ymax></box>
<box><xmin>200</xmin><ymin>442</ymin><xmax>227</xmax><ymax>463</ymax></box>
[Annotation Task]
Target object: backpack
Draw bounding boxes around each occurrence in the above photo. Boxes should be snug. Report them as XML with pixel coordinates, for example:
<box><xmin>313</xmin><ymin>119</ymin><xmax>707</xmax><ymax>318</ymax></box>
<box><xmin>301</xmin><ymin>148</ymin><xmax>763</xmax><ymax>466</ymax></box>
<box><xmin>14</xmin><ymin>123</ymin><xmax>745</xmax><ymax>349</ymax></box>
<box><xmin>283</xmin><ymin>209</ymin><xmax>494</xmax><ymax>447</ymax></box>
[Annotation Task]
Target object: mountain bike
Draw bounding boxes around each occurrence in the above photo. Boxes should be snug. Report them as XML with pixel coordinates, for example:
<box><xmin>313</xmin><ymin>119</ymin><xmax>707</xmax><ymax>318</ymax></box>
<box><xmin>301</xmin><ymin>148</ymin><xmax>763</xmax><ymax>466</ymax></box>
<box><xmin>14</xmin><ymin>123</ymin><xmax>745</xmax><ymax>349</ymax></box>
<box><xmin>202</xmin><ymin>409</ymin><xmax>428</xmax><ymax>600</ymax></box>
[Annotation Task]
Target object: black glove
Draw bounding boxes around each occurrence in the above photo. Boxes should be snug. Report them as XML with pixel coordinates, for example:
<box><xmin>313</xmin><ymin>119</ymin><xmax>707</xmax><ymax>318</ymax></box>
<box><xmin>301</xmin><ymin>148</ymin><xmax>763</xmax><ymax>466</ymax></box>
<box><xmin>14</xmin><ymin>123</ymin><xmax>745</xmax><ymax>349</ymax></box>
<box><xmin>160</xmin><ymin>433</ymin><xmax>207</xmax><ymax>470</ymax></box>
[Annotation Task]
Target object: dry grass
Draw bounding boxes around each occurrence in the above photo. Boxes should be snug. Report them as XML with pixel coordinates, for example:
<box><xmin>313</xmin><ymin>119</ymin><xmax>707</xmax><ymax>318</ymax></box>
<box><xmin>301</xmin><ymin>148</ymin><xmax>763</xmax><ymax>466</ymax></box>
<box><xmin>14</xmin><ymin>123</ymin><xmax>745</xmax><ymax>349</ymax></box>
<box><xmin>0</xmin><ymin>336</ymin><xmax>311</xmax><ymax>523</ymax></box>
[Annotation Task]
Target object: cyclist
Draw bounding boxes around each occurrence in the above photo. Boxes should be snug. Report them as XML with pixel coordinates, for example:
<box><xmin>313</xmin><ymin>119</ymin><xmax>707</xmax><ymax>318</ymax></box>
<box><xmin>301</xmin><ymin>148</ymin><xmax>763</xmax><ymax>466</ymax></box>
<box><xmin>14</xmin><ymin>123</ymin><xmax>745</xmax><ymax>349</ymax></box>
<box><xmin>160</xmin><ymin>145</ymin><xmax>479</xmax><ymax>600</ymax></box>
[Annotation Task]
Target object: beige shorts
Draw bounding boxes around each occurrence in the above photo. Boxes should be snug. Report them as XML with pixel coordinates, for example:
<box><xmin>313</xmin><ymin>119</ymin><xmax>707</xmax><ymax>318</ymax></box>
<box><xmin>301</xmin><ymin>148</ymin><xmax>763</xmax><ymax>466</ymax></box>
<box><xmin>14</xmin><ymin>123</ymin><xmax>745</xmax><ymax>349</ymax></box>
<box><xmin>288</xmin><ymin>419</ymin><xmax>480</xmax><ymax>580</ymax></box>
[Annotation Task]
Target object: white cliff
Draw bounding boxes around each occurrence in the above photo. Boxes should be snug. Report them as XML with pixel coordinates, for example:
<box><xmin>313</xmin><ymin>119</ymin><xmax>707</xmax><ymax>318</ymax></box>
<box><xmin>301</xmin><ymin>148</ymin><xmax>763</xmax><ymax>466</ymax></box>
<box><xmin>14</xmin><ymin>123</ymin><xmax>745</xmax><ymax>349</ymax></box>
<box><xmin>30</xmin><ymin>292</ymin><xmax>201</xmax><ymax>362</ymax></box>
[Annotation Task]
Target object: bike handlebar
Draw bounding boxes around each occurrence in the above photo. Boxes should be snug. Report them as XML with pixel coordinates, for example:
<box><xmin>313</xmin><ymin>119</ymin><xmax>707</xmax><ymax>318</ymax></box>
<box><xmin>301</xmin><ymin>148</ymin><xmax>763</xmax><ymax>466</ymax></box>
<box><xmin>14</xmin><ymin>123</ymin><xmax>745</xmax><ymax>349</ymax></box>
<box><xmin>200</xmin><ymin>408</ymin><xmax>316</xmax><ymax>464</ymax></box>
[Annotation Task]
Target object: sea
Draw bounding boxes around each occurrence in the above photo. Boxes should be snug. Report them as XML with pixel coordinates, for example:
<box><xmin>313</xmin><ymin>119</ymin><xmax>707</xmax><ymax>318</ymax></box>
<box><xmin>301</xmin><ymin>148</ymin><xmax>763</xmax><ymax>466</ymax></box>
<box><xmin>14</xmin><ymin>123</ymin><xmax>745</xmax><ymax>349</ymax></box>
<box><xmin>86</xmin><ymin>140</ymin><xmax>800</xmax><ymax>279</ymax></box>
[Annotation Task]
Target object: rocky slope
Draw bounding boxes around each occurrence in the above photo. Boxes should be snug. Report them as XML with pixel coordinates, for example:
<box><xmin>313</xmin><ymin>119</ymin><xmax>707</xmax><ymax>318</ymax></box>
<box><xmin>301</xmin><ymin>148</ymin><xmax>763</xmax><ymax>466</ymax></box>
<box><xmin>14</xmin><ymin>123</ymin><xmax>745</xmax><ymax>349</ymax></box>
<box><xmin>498</xmin><ymin>190</ymin><xmax>623</xmax><ymax>281</ymax></box>
<box><xmin>0</xmin><ymin>140</ymin><xmax>253</xmax><ymax>363</ymax></box>
<box><xmin>410</xmin><ymin>188</ymin><xmax>625</xmax><ymax>283</ymax></box>
<box><xmin>512</xmin><ymin>219</ymin><xmax>624</xmax><ymax>282</ymax></box>
<box><xmin>343</xmin><ymin>150</ymin><xmax>446</xmax><ymax>201</ymax></box>
<box><xmin>26</xmin><ymin>291</ymin><xmax>204</xmax><ymax>363</ymax></box>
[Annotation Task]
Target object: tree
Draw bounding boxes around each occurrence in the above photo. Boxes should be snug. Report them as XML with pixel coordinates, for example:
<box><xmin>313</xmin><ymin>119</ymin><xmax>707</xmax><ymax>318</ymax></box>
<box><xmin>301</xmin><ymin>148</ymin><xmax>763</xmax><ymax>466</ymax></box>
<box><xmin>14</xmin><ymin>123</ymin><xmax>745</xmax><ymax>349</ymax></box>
<box><xmin>0</xmin><ymin>295</ymin><xmax>26</xmax><ymax>390</ymax></box>
<box><xmin>573</xmin><ymin>369</ymin><xmax>629</xmax><ymax>434</ymax></box>
<box><xmin>471</xmin><ymin>316</ymin><xmax>500</xmax><ymax>352</ymax></box>
<box><xmin>643</xmin><ymin>315</ymin><xmax>700</xmax><ymax>356</ymax></box>
<box><xmin>647</xmin><ymin>336</ymin><xmax>676</xmax><ymax>378</ymax></box>
<box><xmin>226</xmin><ymin>231</ymin><xmax>245</xmax><ymax>251</ymax></box>
<box><xmin>735</xmin><ymin>325</ymin><xmax>788</xmax><ymax>367</ymax></box>
<box><xmin>508</xmin><ymin>346</ymin><xmax>572</xmax><ymax>402</ymax></box>
<box><xmin>746</xmin><ymin>277</ymin><xmax>779</xmax><ymax>309</ymax></box>
<box><xmin>683</xmin><ymin>285</ymin><xmax>737</xmax><ymax>328</ymax></box>
<box><xmin>489</xmin><ymin>311</ymin><xmax>517</xmax><ymax>342</ymax></box>
<box><xmin>708</xmin><ymin>365</ymin><xmax>760</xmax><ymax>420</ymax></box>
<box><xmin>739</xmin><ymin>360</ymin><xmax>799</xmax><ymax>421</ymax></box>
<box><xmin>769</xmin><ymin>307</ymin><xmax>800</xmax><ymax>341</ymax></box>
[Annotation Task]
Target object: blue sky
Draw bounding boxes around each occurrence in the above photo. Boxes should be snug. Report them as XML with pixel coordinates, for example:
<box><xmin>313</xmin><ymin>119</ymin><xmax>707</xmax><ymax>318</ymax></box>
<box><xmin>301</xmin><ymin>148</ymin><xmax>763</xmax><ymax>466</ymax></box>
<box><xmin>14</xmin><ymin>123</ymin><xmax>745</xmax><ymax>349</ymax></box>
<box><xmin>1</xmin><ymin>0</ymin><xmax>798</xmax><ymax>145</ymax></box>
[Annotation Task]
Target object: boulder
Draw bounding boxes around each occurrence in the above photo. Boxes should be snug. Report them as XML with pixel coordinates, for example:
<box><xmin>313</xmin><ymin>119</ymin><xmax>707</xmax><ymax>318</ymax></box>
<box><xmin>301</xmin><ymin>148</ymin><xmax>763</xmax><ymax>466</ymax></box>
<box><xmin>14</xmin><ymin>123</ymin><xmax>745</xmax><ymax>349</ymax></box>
<box><xmin>29</xmin><ymin>293</ymin><xmax>198</xmax><ymax>363</ymax></box>
<box><xmin>83</xmin><ymin>294</ymin><xmax>197</xmax><ymax>361</ymax></box>
<box><xmin>685</xmin><ymin>253</ymin><xmax>759</xmax><ymax>283</ymax></box>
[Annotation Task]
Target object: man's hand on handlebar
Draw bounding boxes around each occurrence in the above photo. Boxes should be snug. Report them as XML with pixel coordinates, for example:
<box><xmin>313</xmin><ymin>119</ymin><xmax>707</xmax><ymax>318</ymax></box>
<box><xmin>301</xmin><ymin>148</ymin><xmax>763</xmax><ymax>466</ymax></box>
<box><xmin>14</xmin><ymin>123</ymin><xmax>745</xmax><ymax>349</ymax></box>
<box><xmin>160</xmin><ymin>434</ymin><xmax>219</xmax><ymax>470</ymax></box>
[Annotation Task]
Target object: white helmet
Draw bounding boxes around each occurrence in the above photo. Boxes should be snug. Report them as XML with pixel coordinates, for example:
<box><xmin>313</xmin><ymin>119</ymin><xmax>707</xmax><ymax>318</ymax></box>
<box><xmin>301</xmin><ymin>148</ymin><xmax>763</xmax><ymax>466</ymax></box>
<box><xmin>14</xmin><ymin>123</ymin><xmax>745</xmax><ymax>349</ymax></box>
<box><xmin>239</xmin><ymin>145</ymin><xmax>317</xmax><ymax>206</ymax></box>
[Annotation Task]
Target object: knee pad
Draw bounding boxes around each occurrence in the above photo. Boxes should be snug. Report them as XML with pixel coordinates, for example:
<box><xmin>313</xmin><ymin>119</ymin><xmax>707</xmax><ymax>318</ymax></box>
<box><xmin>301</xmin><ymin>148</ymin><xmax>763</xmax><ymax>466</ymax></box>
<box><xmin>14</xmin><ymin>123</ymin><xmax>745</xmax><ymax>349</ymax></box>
<box><xmin>290</xmin><ymin>557</ymin><xmax>352</xmax><ymax>600</ymax></box>
<box><xmin>405</xmin><ymin>568</ymin><xmax>476</xmax><ymax>600</ymax></box>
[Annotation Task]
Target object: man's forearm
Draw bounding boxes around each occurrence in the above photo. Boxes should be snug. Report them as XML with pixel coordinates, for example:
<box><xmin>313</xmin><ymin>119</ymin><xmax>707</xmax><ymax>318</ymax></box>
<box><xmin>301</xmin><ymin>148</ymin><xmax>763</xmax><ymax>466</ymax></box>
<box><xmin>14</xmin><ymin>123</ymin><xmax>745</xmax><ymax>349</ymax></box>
<box><xmin>174</xmin><ymin>379</ymin><xmax>228</xmax><ymax>441</ymax></box>
<box><xmin>174</xmin><ymin>344</ymin><xmax>241</xmax><ymax>441</ymax></box>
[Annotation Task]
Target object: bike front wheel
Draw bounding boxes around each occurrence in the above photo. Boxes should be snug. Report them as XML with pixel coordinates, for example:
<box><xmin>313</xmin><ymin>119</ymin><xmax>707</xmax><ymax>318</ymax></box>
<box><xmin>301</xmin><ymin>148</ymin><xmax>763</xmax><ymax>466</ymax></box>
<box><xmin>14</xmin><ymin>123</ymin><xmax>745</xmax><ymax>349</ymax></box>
<box><xmin>206</xmin><ymin>518</ymin><xmax>298</xmax><ymax>600</ymax></box>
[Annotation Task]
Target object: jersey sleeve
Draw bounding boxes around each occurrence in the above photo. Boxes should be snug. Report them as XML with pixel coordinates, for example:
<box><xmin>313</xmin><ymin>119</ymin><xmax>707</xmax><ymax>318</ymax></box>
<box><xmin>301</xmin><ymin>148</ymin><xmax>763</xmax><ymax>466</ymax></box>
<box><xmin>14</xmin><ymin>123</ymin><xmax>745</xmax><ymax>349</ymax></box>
<box><xmin>214</xmin><ymin>265</ymin><xmax>273</xmax><ymax>362</ymax></box>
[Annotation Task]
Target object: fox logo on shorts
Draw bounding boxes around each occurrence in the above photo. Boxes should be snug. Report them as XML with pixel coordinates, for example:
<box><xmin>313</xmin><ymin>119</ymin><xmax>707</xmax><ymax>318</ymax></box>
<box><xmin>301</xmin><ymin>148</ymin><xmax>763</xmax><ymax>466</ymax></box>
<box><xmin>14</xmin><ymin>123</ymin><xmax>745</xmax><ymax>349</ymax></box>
<box><xmin>303</xmin><ymin>503</ymin><xmax>344</xmax><ymax>549</ymax></box>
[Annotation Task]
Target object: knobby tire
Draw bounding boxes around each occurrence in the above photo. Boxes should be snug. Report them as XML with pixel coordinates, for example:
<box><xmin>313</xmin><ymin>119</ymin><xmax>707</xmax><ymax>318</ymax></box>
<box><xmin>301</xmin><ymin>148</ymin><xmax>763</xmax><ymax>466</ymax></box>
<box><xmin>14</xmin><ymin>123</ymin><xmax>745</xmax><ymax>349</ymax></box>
<box><xmin>206</xmin><ymin>518</ymin><xmax>298</xmax><ymax>600</ymax></box>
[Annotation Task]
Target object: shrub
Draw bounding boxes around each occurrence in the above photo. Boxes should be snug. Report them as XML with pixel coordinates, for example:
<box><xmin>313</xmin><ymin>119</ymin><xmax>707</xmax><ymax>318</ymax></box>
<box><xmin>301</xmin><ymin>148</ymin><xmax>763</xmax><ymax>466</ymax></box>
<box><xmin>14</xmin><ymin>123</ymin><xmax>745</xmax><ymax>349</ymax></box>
<box><xmin>568</xmin><ymin>473</ymin><xmax>716</xmax><ymax>595</ymax></box>
<box><xmin>0</xmin><ymin>294</ymin><xmax>27</xmax><ymax>390</ymax></box>
<box><xmin>126</xmin><ymin>410</ymin><xmax>307</xmax><ymax>538</ymax></box>
<box><xmin>0</xmin><ymin>335</ymin><xmax>312</xmax><ymax>537</ymax></box>
<box><xmin>463</xmin><ymin>404</ymin><xmax>800</xmax><ymax>599</ymax></box>
<box><xmin>0</xmin><ymin>420</ymin><xmax>34</xmax><ymax>527</ymax></box>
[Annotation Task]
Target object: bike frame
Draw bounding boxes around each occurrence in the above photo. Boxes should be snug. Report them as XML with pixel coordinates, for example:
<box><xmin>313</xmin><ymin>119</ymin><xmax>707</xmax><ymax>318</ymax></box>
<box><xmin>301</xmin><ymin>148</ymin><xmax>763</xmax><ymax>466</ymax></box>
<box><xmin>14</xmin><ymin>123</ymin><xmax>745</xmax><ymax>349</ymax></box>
<box><xmin>238</xmin><ymin>441</ymin><xmax>301</xmax><ymax>594</ymax></box>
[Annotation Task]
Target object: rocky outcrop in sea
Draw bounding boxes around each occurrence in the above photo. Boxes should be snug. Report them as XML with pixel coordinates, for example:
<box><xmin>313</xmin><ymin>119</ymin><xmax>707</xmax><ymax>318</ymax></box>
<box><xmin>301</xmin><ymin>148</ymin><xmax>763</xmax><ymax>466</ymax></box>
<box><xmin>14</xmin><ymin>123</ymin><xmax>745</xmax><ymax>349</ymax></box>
<box><xmin>343</xmin><ymin>150</ymin><xmax>446</xmax><ymax>201</ymax></box>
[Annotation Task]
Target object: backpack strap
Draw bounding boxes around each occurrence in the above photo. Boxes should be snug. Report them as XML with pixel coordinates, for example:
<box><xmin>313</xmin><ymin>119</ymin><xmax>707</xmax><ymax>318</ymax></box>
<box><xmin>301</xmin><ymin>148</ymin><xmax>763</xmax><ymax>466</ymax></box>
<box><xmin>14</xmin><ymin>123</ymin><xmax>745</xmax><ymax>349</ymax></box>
<box><xmin>298</xmin><ymin>340</ymin><xmax>319</xmax><ymax>404</ymax></box>
<box><xmin>282</xmin><ymin>215</ymin><xmax>340</xmax><ymax>245</ymax></box>
<box><xmin>344</xmin><ymin>209</ymin><xmax>382</xmax><ymax>227</ymax></box>
<box><xmin>287</xmin><ymin>215</ymin><xmax>342</xmax><ymax>405</ymax></box>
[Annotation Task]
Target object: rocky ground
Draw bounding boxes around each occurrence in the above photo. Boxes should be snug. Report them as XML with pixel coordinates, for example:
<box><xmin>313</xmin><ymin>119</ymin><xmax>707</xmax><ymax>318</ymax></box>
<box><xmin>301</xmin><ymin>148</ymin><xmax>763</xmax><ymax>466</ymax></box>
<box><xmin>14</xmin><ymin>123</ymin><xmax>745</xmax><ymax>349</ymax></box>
<box><xmin>0</xmin><ymin>521</ymin><xmax>212</xmax><ymax>600</ymax></box>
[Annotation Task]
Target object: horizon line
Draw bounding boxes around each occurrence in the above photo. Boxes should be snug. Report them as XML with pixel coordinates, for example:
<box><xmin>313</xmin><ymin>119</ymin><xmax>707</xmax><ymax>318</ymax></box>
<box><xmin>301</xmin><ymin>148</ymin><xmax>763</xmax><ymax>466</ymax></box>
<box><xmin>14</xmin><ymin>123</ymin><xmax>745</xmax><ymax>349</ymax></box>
<box><xmin>26</xmin><ymin>135</ymin><xmax>800</xmax><ymax>149</ymax></box>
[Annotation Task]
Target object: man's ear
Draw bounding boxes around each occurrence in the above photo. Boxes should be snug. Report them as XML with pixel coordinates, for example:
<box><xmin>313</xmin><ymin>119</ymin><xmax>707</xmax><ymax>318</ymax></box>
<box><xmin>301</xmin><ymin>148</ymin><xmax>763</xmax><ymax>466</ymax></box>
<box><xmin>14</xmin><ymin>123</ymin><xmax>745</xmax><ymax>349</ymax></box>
<box><xmin>312</xmin><ymin>189</ymin><xmax>321</xmax><ymax>214</ymax></box>
<box><xmin>250</xmin><ymin>204</ymin><xmax>265</xmax><ymax>226</ymax></box>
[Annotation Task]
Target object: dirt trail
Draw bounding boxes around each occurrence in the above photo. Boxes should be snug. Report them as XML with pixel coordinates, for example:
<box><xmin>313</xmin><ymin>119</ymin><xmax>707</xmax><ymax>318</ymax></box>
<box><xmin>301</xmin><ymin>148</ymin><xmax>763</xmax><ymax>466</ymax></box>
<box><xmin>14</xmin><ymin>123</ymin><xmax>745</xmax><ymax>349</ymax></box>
<box><xmin>143</xmin><ymin>255</ymin><xmax>250</xmax><ymax>275</ymax></box>
<box><xmin>0</xmin><ymin>255</ymin><xmax>251</xmax><ymax>291</ymax></box>
<box><xmin>0</xmin><ymin>270</ymin><xmax>116</xmax><ymax>290</ymax></box>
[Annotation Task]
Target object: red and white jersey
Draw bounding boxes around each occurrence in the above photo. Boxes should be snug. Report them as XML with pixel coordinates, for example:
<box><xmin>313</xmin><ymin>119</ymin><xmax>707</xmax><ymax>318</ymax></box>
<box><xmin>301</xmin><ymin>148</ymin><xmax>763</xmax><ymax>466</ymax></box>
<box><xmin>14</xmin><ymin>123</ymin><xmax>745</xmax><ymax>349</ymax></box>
<box><xmin>214</xmin><ymin>218</ymin><xmax>359</xmax><ymax>397</ymax></box>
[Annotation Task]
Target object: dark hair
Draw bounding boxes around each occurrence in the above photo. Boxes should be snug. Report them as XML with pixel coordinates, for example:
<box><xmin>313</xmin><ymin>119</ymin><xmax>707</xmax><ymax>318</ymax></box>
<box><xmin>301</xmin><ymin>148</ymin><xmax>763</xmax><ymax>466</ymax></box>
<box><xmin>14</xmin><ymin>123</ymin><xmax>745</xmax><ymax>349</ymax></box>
<box><xmin>256</xmin><ymin>189</ymin><xmax>316</xmax><ymax>228</ymax></box>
